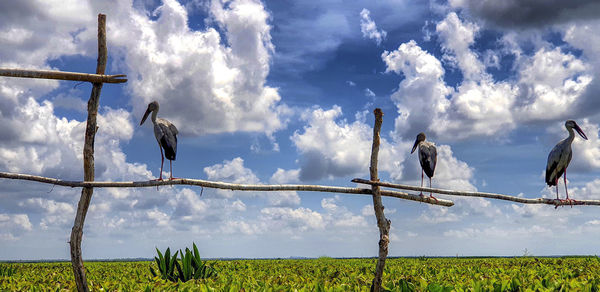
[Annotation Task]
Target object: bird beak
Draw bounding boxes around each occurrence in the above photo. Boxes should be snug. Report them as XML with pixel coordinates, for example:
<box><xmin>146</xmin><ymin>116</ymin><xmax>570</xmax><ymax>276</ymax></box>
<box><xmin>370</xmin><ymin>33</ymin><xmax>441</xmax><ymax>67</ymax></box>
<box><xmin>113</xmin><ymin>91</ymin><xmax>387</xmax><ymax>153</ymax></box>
<box><xmin>411</xmin><ymin>138</ymin><xmax>419</xmax><ymax>154</ymax></box>
<box><xmin>574</xmin><ymin>123</ymin><xmax>588</xmax><ymax>140</ymax></box>
<box><xmin>140</xmin><ymin>108</ymin><xmax>151</xmax><ymax>126</ymax></box>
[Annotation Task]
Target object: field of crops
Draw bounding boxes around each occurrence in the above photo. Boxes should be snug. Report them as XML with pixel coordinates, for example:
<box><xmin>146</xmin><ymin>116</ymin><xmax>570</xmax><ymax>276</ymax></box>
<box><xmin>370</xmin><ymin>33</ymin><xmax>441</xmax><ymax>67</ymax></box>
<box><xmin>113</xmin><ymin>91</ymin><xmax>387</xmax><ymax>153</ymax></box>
<box><xmin>1</xmin><ymin>257</ymin><xmax>600</xmax><ymax>291</ymax></box>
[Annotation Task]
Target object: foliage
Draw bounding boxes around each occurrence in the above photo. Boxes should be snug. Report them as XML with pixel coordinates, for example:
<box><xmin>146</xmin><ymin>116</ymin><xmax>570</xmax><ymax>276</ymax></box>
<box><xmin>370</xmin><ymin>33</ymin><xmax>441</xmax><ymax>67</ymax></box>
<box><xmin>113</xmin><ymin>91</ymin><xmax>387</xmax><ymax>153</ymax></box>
<box><xmin>174</xmin><ymin>243</ymin><xmax>217</xmax><ymax>282</ymax></box>
<box><xmin>0</xmin><ymin>264</ymin><xmax>16</xmax><ymax>277</ymax></box>
<box><xmin>149</xmin><ymin>247</ymin><xmax>179</xmax><ymax>282</ymax></box>
<box><xmin>149</xmin><ymin>243</ymin><xmax>217</xmax><ymax>283</ymax></box>
<box><xmin>2</xmin><ymin>257</ymin><xmax>600</xmax><ymax>291</ymax></box>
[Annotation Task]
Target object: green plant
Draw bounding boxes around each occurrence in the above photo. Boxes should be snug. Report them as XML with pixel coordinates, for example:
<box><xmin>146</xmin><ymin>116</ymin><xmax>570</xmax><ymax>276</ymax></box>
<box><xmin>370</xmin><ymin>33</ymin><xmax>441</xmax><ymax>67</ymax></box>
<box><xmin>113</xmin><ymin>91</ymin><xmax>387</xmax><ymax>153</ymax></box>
<box><xmin>149</xmin><ymin>243</ymin><xmax>217</xmax><ymax>283</ymax></box>
<box><xmin>0</xmin><ymin>264</ymin><xmax>16</xmax><ymax>277</ymax></box>
<box><xmin>149</xmin><ymin>247</ymin><xmax>179</xmax><ymax>281</ymax></box>
<box><xmin>174</xmin><ymin>243</ymin><xmax>217</xmax><ymax>282</ymax></box>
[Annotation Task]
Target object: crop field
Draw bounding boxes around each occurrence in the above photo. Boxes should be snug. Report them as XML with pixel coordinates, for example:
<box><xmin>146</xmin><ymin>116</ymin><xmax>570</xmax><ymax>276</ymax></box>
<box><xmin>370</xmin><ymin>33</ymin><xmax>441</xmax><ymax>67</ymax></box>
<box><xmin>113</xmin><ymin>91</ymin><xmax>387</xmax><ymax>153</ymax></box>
<box><xmin>1</xmin><ymin>257</ymin><xmax>600</xmax><ymax>291</ymax></box>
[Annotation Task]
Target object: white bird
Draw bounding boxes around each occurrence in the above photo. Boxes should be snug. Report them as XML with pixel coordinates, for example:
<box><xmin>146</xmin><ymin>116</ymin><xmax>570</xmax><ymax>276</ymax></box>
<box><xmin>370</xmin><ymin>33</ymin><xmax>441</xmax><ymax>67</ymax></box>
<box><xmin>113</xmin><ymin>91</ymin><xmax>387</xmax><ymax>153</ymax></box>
<box><xmin>140</xmin><ymin>101</ymin><xmax>178</xmax><ymax>180</ymax></box>
<box><xmin>411</xmin><ymin>132</ymin><xmax>437</xmax><ymax>199</ymax></box>
<box><xmin>545</xmin><ymin>120</ymin><xmax>587</xmax><ymax>203</ymax></box>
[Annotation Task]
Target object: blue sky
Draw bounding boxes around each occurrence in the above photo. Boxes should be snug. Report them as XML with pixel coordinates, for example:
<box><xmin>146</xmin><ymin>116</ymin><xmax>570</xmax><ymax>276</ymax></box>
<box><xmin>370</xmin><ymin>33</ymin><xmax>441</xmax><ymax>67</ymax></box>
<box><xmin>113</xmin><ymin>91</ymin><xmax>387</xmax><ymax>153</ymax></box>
<box><xmin>2</xmin><ymin>0</ymin><xmax>600</xmax><ymax>260</ymax></box>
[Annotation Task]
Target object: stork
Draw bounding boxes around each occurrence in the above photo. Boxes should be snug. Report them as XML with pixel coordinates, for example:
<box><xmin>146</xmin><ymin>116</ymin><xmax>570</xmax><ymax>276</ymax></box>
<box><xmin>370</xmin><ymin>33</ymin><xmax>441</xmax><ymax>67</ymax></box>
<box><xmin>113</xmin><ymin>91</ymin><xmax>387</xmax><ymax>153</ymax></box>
<box><xmin>545</xmin><ymin>120</ymin><xmax>587</xmax><ymax>203</ymax></box>
<box><xmin>140</xmin><ymin>101</ymin><xmax>178</xmax><ymax>181</ymax></box>
<box><xmin>411</xmin><ymin>132</ymin><xmax>437</xmax><ymax>200</ymax></box>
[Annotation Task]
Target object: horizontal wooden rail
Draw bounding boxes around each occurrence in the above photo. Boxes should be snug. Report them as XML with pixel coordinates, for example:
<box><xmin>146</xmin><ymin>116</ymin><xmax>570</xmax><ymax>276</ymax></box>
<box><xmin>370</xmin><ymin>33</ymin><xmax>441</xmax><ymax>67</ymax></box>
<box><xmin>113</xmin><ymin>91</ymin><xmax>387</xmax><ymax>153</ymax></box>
<box><xmin>0</xmin><ymin>68</ymin><xmax>127</xmax><ymax>83</ymax></box>
<box><xmin>352</xmin><ymin>178</ymin><xmax>600</xmax><ymax>207</ymax></box>
<box><xmin>0</xmin><ymin>172</ymin><xmax>454</xmax><ymax>207</ymax></box>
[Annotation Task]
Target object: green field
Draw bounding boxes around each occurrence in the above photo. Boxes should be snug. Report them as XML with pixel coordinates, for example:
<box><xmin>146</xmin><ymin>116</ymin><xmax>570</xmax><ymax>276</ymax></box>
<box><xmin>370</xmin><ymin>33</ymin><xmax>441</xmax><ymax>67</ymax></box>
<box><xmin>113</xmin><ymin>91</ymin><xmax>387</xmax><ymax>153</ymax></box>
<box><xmin>1</xmin><ymin>257</ymin><xmax>600</xmax><ymax>291</ymax></box>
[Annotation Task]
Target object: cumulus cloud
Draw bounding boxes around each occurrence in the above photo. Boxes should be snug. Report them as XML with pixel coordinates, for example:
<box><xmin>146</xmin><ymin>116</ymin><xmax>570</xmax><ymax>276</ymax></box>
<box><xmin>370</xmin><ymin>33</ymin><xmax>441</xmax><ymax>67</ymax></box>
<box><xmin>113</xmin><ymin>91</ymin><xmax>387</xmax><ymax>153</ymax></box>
<box><xmin>449</xmin><ymin>0</ymin><xmax>600</xmax><ymax>29</ymax></box>
<box><xmin>359</xmin><ymin>8</ymin><xmax>387</xmax><ymax>45</ymax></box>
<box><xmin>111</xmin><ymin>0</ymin><xmax>290</xmax><ymax>136</ymax></box>
<box><xmin>291</xmin><ymin>106</ymin><xmax>406</xmax><ymax>181</ymax></box>
<box><xmin>0</xmin><ymin>213</ymin><xmax>32</xmax><ymax>241</ymax></box>
<box><xmin>383</xmin><ymin>12</ymin><xmax>594</xmax><ymax>142</ymax></box>
<box><xmin>204</xmin><ymin>157</ymin><xmax>300</xmax><ymax>206</ymax></box>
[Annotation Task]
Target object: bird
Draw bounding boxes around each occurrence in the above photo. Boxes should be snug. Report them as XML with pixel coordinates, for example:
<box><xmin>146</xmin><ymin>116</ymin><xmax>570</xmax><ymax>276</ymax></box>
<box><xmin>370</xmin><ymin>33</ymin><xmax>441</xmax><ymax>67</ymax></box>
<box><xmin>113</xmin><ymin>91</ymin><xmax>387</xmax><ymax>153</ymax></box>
<box><xmin>140</xmin><ymin>101</ymin><xmax>178</xmax><ymax>181</ymax></box>
<box><xmin>411</xmin><ymin>132</ymin><xmax>437</xmax><ymax>200</ymax></box>
<box><xmin>545</xmin><ymin>120</ymin><xmax>587</xmax><ymax>203</ymax></box>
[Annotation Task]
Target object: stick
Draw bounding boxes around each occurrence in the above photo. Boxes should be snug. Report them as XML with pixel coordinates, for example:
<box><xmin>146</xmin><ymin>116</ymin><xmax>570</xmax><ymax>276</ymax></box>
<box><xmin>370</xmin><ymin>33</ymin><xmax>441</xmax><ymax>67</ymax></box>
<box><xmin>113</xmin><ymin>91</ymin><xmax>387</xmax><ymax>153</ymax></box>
<box><xmin>369</xmin><ymin>108</ymin><xmax>389</xmax><ymax>292</ymax></box>
<box><xmin>0</xmin><ymin>68</ymin><xmax>126</xmax><ymax>83</ymax></box>
<box><xmin>70</xmin><ymin>14</ymin><xmax>107</xmax><ymax>292</ymax></box>
<box><xmin>0</xmin><ymin>172</ymin><xmax>454</xmax><ymax>207</ymax></box>
<box><xmin>352</xmin><ymin>178</ymin><xmax>600</xmax><ymax>207</ymax></box>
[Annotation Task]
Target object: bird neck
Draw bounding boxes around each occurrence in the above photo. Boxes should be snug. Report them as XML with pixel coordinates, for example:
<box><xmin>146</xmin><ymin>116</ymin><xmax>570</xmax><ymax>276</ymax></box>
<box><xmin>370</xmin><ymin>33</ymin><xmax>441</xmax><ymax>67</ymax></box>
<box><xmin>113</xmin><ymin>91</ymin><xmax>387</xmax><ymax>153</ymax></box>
<box><xmin>567</xmin><ymin>126</ymin><xmax>575</xmax><ymax>143</ymax></box>
<box><xmin>151</xmin><ymin>109</ymin><xmax>158</xmax><ymax>123</ymax></box>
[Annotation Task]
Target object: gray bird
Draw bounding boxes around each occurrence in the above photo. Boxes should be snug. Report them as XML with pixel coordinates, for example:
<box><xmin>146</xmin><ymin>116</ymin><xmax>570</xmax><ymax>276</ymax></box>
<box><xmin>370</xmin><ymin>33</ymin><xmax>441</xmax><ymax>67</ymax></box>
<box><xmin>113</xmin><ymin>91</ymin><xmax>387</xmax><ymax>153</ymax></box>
<box><xmin>140</xmin><ymin>101</ymin><xmax>178</xmax><ymax>180</ymax></box>
<box><xmin>411</xmin><ymin>132</ymin><xmax>437</xmax><ymax>199</ymax></box>
<box><xmin>545</xmin><ymin>120</ymin><xmax>587</xmax><ymax>202</ymax></box>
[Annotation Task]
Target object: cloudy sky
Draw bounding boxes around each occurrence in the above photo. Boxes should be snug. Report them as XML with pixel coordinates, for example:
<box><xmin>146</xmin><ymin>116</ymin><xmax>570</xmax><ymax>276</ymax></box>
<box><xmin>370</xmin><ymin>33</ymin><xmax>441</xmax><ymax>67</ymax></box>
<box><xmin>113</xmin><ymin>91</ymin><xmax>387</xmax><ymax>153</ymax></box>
<box><xmin>2</xmin><ymin>0</ymin><xmax>600</xmax><ymax>260</ymax></box>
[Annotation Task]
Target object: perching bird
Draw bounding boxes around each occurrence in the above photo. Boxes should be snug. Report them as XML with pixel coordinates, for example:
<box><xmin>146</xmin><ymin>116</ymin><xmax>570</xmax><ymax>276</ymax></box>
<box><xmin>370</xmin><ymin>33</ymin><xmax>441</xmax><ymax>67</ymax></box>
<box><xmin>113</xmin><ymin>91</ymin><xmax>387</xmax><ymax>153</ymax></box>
<box><xmin>411</xmin><ymin>132</ymin><xmax>437</xmax><ymax>199</ymax></box>
<box><xmin>545</xmin><ymin>120</ymin><xmax>587</xmax><ymax>202</ymax></box>
<box><xmin>140</xmin><ymin>101</ymin><xmax>178</xmax><ymax>180</ymax></box>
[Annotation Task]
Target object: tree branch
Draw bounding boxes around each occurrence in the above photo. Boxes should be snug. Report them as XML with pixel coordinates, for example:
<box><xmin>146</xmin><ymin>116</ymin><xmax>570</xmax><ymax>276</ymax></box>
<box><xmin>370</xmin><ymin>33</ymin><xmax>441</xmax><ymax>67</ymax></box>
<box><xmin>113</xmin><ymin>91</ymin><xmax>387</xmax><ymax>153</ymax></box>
<box><xmin>352</xmin><ymin>178</ymin><xmax>600</xmax><ymax>207</ymax></box>
<box><xmin>70</xmin><ymin>13</ymin><xmax>107</xmax><ymax>292</ymax></box>
<box><xmin>369</xmin><ymin>108</ymin><xmax>389</xmax><ymax>292</ymax></box>
<box><xmin>0</xmin><ymin>68</ymin><xmax>126</xmax><ymax>83</ymax></box>
<box><xmin>0</xmin><ymin>172</ymin><xmax>454</xmax><ymax>207</ymax></box>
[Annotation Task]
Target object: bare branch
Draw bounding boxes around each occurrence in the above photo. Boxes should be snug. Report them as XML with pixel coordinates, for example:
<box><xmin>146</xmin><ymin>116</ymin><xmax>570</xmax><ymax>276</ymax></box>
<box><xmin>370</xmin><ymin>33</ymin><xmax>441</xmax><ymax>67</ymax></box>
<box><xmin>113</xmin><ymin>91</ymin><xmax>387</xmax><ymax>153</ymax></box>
<box><xmin>0</xmin><ymin>172</ymin><xmax>454</xmax><ymax>207</ymax></box>
<box><xmin>0</xmin><ymin>68</ymin><xmax>127</xmax><ymax>83</ymax></box>
<box><xmin>352</xmin><ymin>178</ymin><xmax>600</xmax><ymax>207</ymax></box>
<box><xmin>369</xmin><ymin>108</ymin><xmax>389</xmax><ymax>292</ymax></box>
<box><xmin>70</xmin><ymin>13</ymin><xmax>108</xmax><ymax>292</ymax></box>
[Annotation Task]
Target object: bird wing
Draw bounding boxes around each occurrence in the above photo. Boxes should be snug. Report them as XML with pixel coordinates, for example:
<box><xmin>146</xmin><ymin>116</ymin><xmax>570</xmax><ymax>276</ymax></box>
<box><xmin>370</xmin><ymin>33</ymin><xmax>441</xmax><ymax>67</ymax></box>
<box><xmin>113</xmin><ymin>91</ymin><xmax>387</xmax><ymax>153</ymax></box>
<box><xmin>545</xmin><ymin>140</ymin><xmax>571</xmax><ymax>186</ymax></box>
<box><xmin>155</xmin><ymin>119</ymin><xmax>178</xmax><ymax>160</ymax></box>
<box><xmin>419</xmin><ymin>143</ymin><xmax>437</xmax><ymax>178</ymax></box>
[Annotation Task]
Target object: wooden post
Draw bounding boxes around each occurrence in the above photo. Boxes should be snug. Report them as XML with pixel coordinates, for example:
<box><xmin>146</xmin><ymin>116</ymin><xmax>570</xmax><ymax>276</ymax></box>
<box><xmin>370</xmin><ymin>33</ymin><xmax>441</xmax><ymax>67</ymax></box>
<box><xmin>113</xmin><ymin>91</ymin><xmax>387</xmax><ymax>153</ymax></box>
<box><xmin>69</xmin><ymin>13</ymin><xmax>106</xmax><ymax>292</ymax></box>
<box><xmin>369</xmin><ymin>108</ymin><xmax>390</xmax><ymax>291</ymax></box>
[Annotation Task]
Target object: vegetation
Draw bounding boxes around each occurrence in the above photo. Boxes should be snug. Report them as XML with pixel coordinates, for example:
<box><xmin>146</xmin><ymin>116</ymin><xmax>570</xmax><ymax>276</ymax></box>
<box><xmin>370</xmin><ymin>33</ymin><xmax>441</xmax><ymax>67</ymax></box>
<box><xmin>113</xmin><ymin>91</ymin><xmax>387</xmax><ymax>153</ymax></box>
<box><xmin>0</xmin><ymin>264</ymin><xmax>16</xmax><ymax>277</ymax></box>
<box><xmin>149</xmin><ymin>243</ymin><xmax>217</xmax><ymax>282</ymax></box>
<box><xmin>1</xmin><ymin>257</ymin><xmax>600</xmax><ymax>291</ymax></box>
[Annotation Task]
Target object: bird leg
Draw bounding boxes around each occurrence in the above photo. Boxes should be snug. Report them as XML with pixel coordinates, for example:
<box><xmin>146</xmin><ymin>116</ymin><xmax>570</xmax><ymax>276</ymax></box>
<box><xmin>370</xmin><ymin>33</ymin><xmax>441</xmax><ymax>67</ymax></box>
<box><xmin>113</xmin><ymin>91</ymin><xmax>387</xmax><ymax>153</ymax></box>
<box><xmin>153</xmin><ymin>144</ymin><xmax>165</xmax><ymax>191</ymax></box>
<box><xmin>158</xmin><ymin>145</ymin><xmax>164</xmax><ymax>181</ymax></box>
<box><xmin>564</xmin><ymin>169</ymin><xmax>575</xmax><ymax>207</ymax></box>
<box><xmin>169</xmin><ymin>160</ymin><xmax>174</xmax><ymax>180</ymax></box>
<box><xmin>419</xmin><ymin>170</ymin><xmax>424</xmax><ymax>196</ymax></box>
<box><xmin>429</xmin><ymin>177</ymin><xmax>438</xmax><ymax>202</ymax></box>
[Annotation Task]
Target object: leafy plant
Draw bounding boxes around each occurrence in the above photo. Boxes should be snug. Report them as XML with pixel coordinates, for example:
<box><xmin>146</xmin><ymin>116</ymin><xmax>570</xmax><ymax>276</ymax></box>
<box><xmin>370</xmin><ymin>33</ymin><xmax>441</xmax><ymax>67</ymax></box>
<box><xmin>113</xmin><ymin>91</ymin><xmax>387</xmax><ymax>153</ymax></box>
<box><xmin>174</xmin><ymin>243</ymin><xmax>217</xmax><ymax>282</ymax></box>
<box><xmin>0</xmin><ymin>264</ymin><xmax>16</xmax><ymax>277</ymax></box>
<box><xmin>149</xmin><ymin>247</ymin><xmax>179</xmax><ymax>281</ymax></box>
<box><xmin>150</xmin><ymin>243</ymin><xmax>217</xmax><ymax>283</ymax></box>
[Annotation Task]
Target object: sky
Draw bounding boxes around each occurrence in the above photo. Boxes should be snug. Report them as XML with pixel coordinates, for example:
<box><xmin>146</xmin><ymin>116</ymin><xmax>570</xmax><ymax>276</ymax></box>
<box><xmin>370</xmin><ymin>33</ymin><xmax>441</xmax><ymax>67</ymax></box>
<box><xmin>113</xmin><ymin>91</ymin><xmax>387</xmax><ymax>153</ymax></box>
<box><xmin>1</xmin><ymin>0</ymin><xmax>600</xmax><ymax>260</ymax></box>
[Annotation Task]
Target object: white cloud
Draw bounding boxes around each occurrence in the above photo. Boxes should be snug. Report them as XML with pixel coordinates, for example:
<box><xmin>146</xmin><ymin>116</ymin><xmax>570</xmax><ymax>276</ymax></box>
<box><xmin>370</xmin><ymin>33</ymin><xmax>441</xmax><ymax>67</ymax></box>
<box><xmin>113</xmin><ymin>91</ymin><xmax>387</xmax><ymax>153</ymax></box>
<box><xmin>515</xmin><ymin>47</ymin><xmax>592</xmax><ymax>121</ymax></box>
<box><xmin>436</xmin><ymin>12</ymin><xmax>483</xmax><ymax>80</ymax></box>
<box><xmin>204</xmin><ymin>157</ymin><xmax>300</xmax><ymax>206</ymax></box>
<box><xmin>260</xmin><ymin>207</ymin><xmax>325</xmax><ymax>232</ymax></box>
<box><xmin>382</xmin><ymin>40</ymin><xmax>453</xmax><ymax>140</ymax></box>
<box><xmin>383</xmin><ymin>12</ymin><xmax>595</xmax><ymax>142</ymax></box>
<box><xmin>360</xmin><ymin>8</ymin><xmax>387</xmax><ymax>45</ymax></box>
<box><xmin>291</xmin><ymin>105</ymin><xmax>405</xmax><ymax>181</ymax></box>
<box><xmin>0</xmin><ymin>213</ymin><xmax>32</xmax><ymax>241</ymax></box>
<box><xmin>364</xmin><ymin>88</ymin><xmax>376</xmax><ymax>97</ymax></box>
<box><xmin>270</xmin><ymin>168</ymin><xmax>301</xmax><ymax>184</ymax></box>
<box><xmin>111</xmin><ymin>0</ymin><xmax>290</xmax><ymax>136</ymax></box>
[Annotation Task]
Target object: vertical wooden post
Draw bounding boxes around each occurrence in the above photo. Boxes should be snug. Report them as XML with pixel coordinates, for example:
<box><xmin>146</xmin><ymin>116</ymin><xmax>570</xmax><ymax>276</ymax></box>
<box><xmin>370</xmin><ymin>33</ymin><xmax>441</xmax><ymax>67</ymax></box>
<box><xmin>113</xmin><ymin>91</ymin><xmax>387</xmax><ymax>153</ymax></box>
<box><xmin>69</xmin><ymin>14</ymin><xmax>106</xmax><ymax>292</ymax></box>
<box><xmin>369</xmin><ymin>108</ymin><xmax>390</xmax><ymax>292</ymax></box>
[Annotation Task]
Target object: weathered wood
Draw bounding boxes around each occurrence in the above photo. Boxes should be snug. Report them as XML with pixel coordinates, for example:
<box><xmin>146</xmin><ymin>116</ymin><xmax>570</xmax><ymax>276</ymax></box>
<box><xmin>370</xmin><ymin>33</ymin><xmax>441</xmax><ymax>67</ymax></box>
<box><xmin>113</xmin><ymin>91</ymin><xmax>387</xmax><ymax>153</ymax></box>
<box><xmin>369</xmin><ymin>108</ymin><xmax>390</xmax><ymax>292</ymax></box>
<box><xmin>70</xmin><ymin>13</ymin><xmax>107</xmax><ymax>292</ymax></box>
<box><xmin>0</xmin><ymin>68</ymin><xmax>126</xmax><ymax>83</ymax></box>
<box><xmin>352</xmin><ymin>178</ymin><xmax>600</xmax><ymax>207</ymax></box>
<box><xmin>0</xmin><ymin>172</ymin><xmax>454</xmax><ymax>207</ymax></box>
